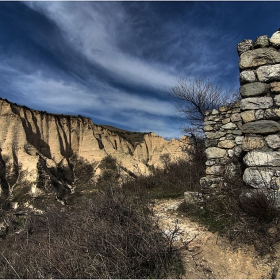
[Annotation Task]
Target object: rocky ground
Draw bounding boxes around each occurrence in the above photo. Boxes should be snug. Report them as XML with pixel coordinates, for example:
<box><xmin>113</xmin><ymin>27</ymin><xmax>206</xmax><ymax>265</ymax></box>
<box><xmin>153</xmin><ymin>198</ymin><xmax>280</xmax><ymax>279</ymax></box>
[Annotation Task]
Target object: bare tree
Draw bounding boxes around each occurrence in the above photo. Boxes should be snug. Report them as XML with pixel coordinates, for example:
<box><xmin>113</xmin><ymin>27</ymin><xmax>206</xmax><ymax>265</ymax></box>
<box><xmin>165</xmin><ymin>77</ymin><xmax>239</xmax><ymax>137</ymax></box>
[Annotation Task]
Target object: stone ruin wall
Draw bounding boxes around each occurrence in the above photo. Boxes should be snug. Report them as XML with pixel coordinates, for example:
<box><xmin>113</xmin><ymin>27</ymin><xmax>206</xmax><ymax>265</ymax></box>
<box><xmin>200</xmin><ymin>30</ymin><xmax>280</xmax><ymax>197</ymax></box>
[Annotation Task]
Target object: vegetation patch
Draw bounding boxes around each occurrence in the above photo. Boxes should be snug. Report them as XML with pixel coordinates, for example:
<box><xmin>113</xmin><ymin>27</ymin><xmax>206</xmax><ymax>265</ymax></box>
<box><xmin>0</xmin><ymin>185</ymin><xmax>184</xmax><ymax>279</ymax></box>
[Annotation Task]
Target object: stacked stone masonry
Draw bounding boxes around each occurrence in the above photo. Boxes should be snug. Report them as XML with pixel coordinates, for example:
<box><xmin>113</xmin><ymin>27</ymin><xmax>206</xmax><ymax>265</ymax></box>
<box><xmin>201</xmin><ymin>30</ymin><xmax>280</xmax><ymax>195</ymax></box>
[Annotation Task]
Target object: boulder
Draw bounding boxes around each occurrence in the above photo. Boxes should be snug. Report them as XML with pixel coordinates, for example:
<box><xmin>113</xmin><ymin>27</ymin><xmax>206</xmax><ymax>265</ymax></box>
<box><xmin>239</xmin><ymin>48</ymin><xmax>280</xmax><ymax>70</ymax></box>
<box><xmin>239</xmin><ymin>82</ymin><xmax>270</xmax><ymax>97</ymax></box>
<box><xmin>257</xmin><ymin>64</ymin><xmax>280</xmax><ymax>82</ymax></box>
<box><xmin>241</xmin><ymin>120</ymin><xmax>280</xmax><ymax>134</ymax></box>
<box><xmin>240</xmin><ymin>97</ymin><xmax>273</xmax><ymax>110</ymax></box>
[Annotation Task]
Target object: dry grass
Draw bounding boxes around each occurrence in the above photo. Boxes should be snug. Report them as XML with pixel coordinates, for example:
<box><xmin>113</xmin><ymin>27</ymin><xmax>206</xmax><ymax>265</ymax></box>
<box><xmin>0</xmin><ymin>186</ymin><xmax>184</xmax><ymax>279</ymax></box>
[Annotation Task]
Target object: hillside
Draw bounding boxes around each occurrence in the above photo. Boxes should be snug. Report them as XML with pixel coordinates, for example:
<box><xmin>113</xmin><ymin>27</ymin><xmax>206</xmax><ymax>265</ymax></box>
<box><xmin>0</xmin><ymin>97</ymin><xmax>189</xmax><ymax>205</ymax></box>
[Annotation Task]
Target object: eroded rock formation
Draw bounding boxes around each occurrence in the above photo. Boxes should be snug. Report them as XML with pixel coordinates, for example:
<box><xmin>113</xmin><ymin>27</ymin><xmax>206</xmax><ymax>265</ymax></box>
<box><xmin>0</xmin><ymin>98</ymin><xmax>189</xmax><ymax>204</ymax></box>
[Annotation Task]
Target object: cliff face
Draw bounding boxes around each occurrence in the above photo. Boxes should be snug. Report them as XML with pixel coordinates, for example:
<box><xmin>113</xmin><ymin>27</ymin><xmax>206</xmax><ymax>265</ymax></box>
<box><xmin>0</xmin><ymin>98</ymin><xmax>189</xmax><ymax>203</ymax></box>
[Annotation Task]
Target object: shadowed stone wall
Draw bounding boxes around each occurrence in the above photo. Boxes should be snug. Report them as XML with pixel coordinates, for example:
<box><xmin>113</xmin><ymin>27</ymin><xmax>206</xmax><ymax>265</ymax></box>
<box><xmin>200</xmin><ymin>29</ymin><xmax>280</xmax><ymax>196</ymax></box>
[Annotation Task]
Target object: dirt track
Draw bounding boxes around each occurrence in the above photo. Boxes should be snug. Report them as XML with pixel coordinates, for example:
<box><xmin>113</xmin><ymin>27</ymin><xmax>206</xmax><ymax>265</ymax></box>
<box><xmin>153</xmin><ymin>198</ymin><xmax>280</xmax><ymax>279</ymax></box>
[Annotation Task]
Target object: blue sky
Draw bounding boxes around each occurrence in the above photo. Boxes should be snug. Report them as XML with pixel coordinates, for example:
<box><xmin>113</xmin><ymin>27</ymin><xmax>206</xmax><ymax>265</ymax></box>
<box><xmin>0</xmin><ymin>1</ymin><xmax>280</xmax><ymax>139</ymax></box>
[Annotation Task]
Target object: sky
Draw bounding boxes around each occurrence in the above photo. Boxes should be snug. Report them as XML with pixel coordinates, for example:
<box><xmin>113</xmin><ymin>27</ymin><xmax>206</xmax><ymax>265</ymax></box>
<box><xmin>0</xmin><ymin>1</ymin><xmax>280</xmax><ymax>139</ymax></box>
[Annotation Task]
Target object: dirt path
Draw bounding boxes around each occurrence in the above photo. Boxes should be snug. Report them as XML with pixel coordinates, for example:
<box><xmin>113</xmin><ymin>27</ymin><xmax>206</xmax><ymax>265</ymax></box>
<box><xmin>153</xmin><ymin>198</ymin><xmax>280</xmax><ymax>279</ymax></box>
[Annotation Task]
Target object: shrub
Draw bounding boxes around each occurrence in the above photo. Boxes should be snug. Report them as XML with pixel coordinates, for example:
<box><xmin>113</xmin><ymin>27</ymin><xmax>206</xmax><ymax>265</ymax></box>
<box><xmin>0</xmin><ymin>186</ymin><xmax>184</xmax><ymax>279</ymax></box>
<box><xmin>123</xmin><ymin>158</ymin><xmax>205</xmax><ymax>199</ymax></box>
<box><xmin>239</xmin><ymin>189</ymin><xmax>279</xmax><ymax>222</ymax></box>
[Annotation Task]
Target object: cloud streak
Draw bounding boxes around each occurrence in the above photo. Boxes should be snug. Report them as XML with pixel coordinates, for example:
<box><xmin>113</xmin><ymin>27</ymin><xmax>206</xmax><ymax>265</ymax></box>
<box><xmin>1</xmin><ymin>2</ymin><xmax>280</xmax><ymax>138</ymax></box>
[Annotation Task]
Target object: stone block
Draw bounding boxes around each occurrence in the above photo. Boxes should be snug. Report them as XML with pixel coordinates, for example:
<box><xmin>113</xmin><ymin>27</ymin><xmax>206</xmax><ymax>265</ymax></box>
<box><xmin>240</xmin><ymin>110</ymin><xmax>255</xmax><ymax>123</ymax></box>
<box><xmin>243</xmin><ymin>167</ymin><xmax>274</xmax><ymax>189</ymax></box>
<box><xmin>200</xmin><ymin>177</ymin><xmax>213</xmax><ymax>189</ymax></box>
<box><xmin>228</xmin><ymin>149</ymin><xmax>234</xmax><ymax>158</ymax></box>
<box><xmin>234</xmin><ymin>146</ymin><xmax>243</xmax><ymax>157</ymax></box>
<box><xmin>257</xmin><ymin>64</ymin><xmax>280</xmax><ymax>82</ymax></box>
<box><xmin>225</xmin><ymin>162</ymin><xmax>241</xmax><ymax>179</ymax></box>
<box><xmin>265</xmin><ymin>134</ymin><xmax>280</xmax><ymax>149</ymax></box>
<box><xmin>205</xmin><ymin>139</ymin><xmax>218</xmax><ymax>148</ymax></box>
<box><xmin>274</xmin><ymin>95</ymin><xmax>280</xmax><ymax>106</ymax></box>
<box><xmin>255</xmin><ymin>109</ymin><xmax>264</xmax><ymax>120</ymax></box>
<box><xmin>206</xmin><ymin>165</ymin><xmax>224</xmax><ymax>175</ymax></box>
<box><xmin>237</xmin><ymin>39</ymin><xmax>253</xmax><ymax>55</ymax></box>
<box><xmin>271</xmin><ymin>82</ymin><xmax>280</xmax><ymax>94</ymax></box>
<box><xmin>253</xmin><ymin>35</ymin><xmax>269</xmax><ymax>48</ymax></box>
<box><xmin>205</xmin><ymin>121</ymin><xmax>217</xmax><ymax>125</ymax></box>
<box><xmin>264</xmin><ymin>108</ymin><xmax>280</xmax><ymax>119</ymax></box>
<box><xmin>270</xmin><ymin>30</ymin><xmax>280</xmax><ymax>47</ymax></box>
<box><xmin>205</xmin><ymin>160</ymin><xmax>216</xmax><ymax>166</ymax></box>
<box><xmin>218</xmin><ymin>140</ymin><xmax>235</xmax><ymax>149</ymax></box>
<box><xmin>222</xmin><ymin>118</ymin><xmax>230</xmax><ymax>124</ymax></box>
<box><xmin>241</xmin><ymin>120</ymin><xmax>280</xmax><ymax>134</ymax></box>
<box><xmin>230</xmin><ymin>113</ymin><xmax>241</xmax><ymax>122</ymax></box>
<box><xmin>205</xmin><ymin>131</ymin><xmax>226</xmax><ymax>139</ymax></box>
<box><xmin>244</xmin><ymin>150</ymin><xmax>280</xmax><ymax>167</ymax></box>
<box><xmin>205</xmin><ymin>147</ymin><xmax>227</xmax><ymax>159</ymax></box>
<box><xmin>204</xmin><ymin>125</ymin><xmax>214</xmax><ymax>131</ymax></box>
<box><xmin>221</xmin><ymin>122</ymin><xmax>237</xmax><ymax>130</ymax></box>
<box><xmin>239</xmin><ymin>70</ymin><xmax>256</xmax><ymax>84</ymax></box>
<box><xmin>239</xmin><ymin>48</ymin><xmax>280</xmax><ymax>70</ymax></box>
<box><xmin>219</xmin><ymin>106</ymin><xmax>229</xmax><ymax>112</ymax></box>
<box><xmin>241</xmin><ymin>136</ymin><xmax>265</xmax><ymax>151</ymax></box>
<box><xmin>240</xmin><ymin>97</ymin><xmax>273</xmax><ymax>110</ymax></box>
<box><xmin>232</xmin><ymin>130</ymin><xmax>242</xmax><ymax>135</ymax></box>
<box><xmin>235</xmin><ymin>136</ymin><xmax>244</xmax><ymax>145</ymax></box>
<box><xmin>240</xmin><ymin>82</ymin><xmax>270</xmax><ymax>97</ymax></box>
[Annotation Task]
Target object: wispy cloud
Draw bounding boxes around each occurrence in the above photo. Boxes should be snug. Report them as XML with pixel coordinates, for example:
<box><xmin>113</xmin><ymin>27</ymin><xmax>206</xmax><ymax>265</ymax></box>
<box><xmin>4</xmin><ymin>1</ymin><xmax>266</xmax><ymax>138</ymax></box>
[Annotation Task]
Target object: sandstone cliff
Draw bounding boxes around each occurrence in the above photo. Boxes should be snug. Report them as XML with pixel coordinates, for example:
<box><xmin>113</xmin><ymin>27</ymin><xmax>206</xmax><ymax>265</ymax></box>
<box><xmin>0</xmin><ymin>98</ymin><xmax>189</xmax><ymax>204</ymax></box>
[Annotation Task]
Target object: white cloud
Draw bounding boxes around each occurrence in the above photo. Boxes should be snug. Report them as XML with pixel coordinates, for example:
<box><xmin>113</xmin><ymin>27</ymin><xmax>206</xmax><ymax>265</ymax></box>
<box><xmin>12</xmin><ymin>70</ymin><xmax>181</xmax><ymax>138</ymax></box>
<box><xmin>9</xmin><ymin>65</ymin><xmax>175</xmax><ymax>116</ymax></box>
<box><xmin>24</xmin><ymin>2</ymin><xmax>178</xmax><ymax>90</ymax></box>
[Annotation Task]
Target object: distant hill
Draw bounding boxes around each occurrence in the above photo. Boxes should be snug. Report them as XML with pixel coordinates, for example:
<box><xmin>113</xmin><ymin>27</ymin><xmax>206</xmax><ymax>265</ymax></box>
<box><xmin>0</xmin><ymin>97</ymin><xmax>190</xmax><ymax>206</ymax></box>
